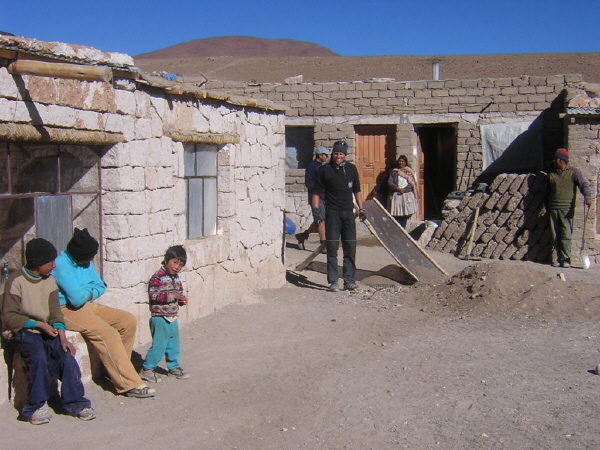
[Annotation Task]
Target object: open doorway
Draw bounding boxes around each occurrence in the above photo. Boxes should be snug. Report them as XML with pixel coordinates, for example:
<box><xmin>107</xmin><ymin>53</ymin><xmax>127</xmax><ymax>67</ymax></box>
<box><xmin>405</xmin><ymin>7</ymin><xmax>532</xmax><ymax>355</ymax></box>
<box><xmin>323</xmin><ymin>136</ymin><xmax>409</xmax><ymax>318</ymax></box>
<box><xmin>417</xmin><ymin>125</ymin><xmax>457</xmax><ymax>220</ymax></box>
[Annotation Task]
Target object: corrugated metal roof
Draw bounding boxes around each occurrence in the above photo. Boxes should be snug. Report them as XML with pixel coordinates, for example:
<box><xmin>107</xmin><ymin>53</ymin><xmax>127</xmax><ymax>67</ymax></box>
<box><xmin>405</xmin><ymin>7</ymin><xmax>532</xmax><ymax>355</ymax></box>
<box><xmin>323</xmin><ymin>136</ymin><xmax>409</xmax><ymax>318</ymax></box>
<box><xmin>567</xmin><ymin>107</ymin><xmax>600</xmax><ymax>115</ymax></box>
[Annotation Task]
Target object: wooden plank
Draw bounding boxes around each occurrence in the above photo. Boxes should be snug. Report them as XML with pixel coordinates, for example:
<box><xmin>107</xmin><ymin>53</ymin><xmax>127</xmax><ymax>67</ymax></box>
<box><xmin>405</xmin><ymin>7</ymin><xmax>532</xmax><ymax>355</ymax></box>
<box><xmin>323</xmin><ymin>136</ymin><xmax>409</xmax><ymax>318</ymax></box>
<box><xmin>363</xmin><ymin>198</ymin><xmax>448</xmax><ymax>283</ymax></box>
<box><xmin>295</xmin><ymin>242</ymin><xmax>326</xmax><ymax>271</ymax></box>
<box><xmin>8</xmin><ymin>59</ymin><xmax>112</xmax><ymax>82</ymax></box>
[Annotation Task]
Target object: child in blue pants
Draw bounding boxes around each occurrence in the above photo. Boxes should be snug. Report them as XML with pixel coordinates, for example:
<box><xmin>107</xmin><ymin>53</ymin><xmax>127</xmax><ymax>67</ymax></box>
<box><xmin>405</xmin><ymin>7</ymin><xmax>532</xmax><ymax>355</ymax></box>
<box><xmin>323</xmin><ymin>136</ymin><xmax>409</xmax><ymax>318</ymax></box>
<box><xmin>139</xmin><ymin>246</ymin><xmax>189</xmax><ymax>382</ymax></box>
<box><xmin>2</xmin><ymin>238</ymin><xmax>96</xmax><ymax>424</ymax></box>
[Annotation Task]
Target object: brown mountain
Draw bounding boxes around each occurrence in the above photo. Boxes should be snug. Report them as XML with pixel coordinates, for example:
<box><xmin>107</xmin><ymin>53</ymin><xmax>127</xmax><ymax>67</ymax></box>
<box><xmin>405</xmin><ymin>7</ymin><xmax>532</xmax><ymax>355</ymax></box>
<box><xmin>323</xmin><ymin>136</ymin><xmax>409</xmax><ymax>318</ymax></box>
<box><xmin>134</xmin><ymin>37</ymin><xmax>600</xmax><ymax>84</ymax></box>
<box><xmin>135</xmin><ymin>36</ymin><xmax>339</xmax><ymax>58</ymax></box>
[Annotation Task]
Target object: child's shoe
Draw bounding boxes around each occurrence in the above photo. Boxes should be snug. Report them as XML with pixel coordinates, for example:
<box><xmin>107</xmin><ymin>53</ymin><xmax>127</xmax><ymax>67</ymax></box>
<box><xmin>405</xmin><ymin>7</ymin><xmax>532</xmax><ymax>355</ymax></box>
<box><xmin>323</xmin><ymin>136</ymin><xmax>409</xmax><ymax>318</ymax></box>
<box><xmin>30</xmin><ymin>403</ymin><xmax>52</xmax><ymax>425</ymax></box>
<box><xmin>139</xmin><ymin>367</ymin><xmax>163</xmax><ymax>383</ymax></box>
<box><xmin>125</xmin><ymin>384</ymin><xmax>156</xmax><ymax>398</ymax></box>
<box><xmin>168</xmin><ymin>367</ymin><xmax>190</xmax><ymax>380</ymax></box>
<box><xmin>77</xmin><ymin>407</ymin><xmax>97</xmax><ymax>421</ymax></box>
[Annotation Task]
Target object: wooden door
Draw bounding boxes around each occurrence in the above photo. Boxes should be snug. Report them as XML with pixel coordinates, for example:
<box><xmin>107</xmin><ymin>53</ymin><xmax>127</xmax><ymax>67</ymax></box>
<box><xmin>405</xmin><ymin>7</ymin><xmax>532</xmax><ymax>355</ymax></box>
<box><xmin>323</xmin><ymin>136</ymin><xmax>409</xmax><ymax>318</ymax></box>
<box><xmin>355</xmin><ymin>126</ymin><xmax>395</xmax><ymax>200</ymax></box>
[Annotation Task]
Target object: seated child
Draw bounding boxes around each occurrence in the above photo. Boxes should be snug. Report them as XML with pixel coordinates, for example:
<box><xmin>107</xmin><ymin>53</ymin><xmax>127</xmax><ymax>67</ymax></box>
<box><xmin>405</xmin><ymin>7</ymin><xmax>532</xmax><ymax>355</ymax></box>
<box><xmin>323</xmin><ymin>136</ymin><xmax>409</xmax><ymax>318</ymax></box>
<box><xmin>139</xmin><ymin>245</ymin><xmax>190</xmax><ymax>382</ymax></box>
<box><xmin>2</xmin><ymin>238</ymin><xmax>96</xmax><ymax>424</ymax></box>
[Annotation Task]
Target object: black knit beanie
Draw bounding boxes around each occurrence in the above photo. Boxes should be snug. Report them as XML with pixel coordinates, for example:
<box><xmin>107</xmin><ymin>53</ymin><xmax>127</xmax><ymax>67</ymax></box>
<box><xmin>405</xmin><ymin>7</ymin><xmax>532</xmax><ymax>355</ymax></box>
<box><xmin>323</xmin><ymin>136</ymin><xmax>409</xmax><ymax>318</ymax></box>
<box><xmin>67</xmin><ymin>228</ymin><xmax>99</xmax><ymax>262</ymax></box>
<box><xmin>26</xmin><ymin>238</ymin><xmax>58</xmax><ymax>269</ymax></box>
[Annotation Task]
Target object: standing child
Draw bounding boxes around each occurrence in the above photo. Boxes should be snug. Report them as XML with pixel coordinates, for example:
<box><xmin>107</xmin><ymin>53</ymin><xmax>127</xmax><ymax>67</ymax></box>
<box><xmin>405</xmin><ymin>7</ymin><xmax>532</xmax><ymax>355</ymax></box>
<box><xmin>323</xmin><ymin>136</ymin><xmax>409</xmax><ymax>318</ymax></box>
<box><xmin>1</xmin><ymin>238</ymin><xmax>96</xmax><ymax>424</ymax></box>
<box><xmin>139</xmin><ymin>245</ymin><xmax>190</xmax><ymax>382</ymax></box>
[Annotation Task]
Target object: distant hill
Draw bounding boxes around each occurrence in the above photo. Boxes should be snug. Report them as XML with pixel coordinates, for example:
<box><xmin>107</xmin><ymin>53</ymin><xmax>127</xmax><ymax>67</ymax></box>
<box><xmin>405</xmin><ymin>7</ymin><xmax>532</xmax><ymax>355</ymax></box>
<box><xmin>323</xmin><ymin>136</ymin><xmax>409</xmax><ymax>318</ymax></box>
<box><xmin>134</xmin><ymin>36</ymin><xmax>600</xmax><ymax>84</ymax></box>
<box><xmin>135</xmin><ymin>36</ymin><xmax>339</xmax><ymax>58</ymax></box>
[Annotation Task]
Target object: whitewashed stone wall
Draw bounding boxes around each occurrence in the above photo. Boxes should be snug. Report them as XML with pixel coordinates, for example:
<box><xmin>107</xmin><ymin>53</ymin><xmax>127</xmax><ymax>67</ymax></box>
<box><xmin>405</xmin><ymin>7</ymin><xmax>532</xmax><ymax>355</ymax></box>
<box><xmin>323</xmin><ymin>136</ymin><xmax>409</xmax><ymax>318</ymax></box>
<box><xmin>0</xmin><ymin>63</ymin><xmax>286</xmax><ymax>400</ymax></box>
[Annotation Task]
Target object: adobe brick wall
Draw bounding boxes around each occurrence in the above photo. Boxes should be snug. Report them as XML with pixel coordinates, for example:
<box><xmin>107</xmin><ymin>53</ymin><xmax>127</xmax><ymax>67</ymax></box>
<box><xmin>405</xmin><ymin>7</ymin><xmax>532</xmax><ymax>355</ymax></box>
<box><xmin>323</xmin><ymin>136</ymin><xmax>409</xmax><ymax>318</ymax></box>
<box><xmin>206</xmin><ymin>75</ymin><xmax>578</xmax><ymax>231</ymax></box>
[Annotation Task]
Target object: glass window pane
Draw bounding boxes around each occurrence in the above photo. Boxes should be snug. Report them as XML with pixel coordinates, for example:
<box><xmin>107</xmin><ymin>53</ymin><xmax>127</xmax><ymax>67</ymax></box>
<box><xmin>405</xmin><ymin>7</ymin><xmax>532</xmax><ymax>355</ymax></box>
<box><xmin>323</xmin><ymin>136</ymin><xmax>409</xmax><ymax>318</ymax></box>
<box><xmin>37</xmin><ymin>195</ymin><xmax>72</xmax><ymax>253</ymax></box>
<box><xmin>285</xmin><ymin>127</ymin><xmax>314</xmax><ymax>170</ymax></box>
<box><xmin>187</xmin><ymin>178</ymin><xmax>203</xmax><ymax>239</ymax></box>
<box><xmin>11</xmin><ymin>143</ymin><xmax>58</xmax><ymax>194</ymax></box>
<box><xmin>195</xmin><ymin>146</ymin><xmax>217</xmax><ymax>177</ymax></box>
<box><xmin>203</xmin><ymin>178</ymin><xmax>217</xmax><ymax>236</ymax></box>
<box><xmin>183</xmin><ymin>144</ymin><xmax>196</xmax><ymax>177</ymax></box>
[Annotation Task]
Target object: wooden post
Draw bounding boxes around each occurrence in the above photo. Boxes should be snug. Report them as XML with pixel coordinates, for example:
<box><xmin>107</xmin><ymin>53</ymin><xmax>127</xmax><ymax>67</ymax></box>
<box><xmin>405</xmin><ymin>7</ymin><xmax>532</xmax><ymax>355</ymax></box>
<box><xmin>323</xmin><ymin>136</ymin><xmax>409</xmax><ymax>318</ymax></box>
<box><xmin>8</xmin><ymin>59</ymin><xmax>113</xmax><ymax>82</ymax></box>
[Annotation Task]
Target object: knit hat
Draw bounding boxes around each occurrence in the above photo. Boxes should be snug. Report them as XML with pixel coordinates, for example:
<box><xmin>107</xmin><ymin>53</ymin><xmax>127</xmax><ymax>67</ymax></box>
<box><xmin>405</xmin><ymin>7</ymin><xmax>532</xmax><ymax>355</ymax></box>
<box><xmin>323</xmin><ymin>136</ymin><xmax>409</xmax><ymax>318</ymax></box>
<box><xmin>315</xmin><ymin>146</ymin><xmax>331</xmax><ymax>156</ymax></box>
<box><xmin>26</xmin><ymin>238</ymin><xmax>58</xmax><ymax>268</ymax></box>
<box><xmin>332</xmin><ymin>141</ymin><xmax>348</xmax><ymax>155</ymax></box>
<box><xmin>67</xmin><ymin>228</ymin><xmax>99</xmax><ymax>262</ymax></box>
<box><xmin>554</xmin><ymin>148</ymin><xmax>569</xmax><ymax>163</ymax></box>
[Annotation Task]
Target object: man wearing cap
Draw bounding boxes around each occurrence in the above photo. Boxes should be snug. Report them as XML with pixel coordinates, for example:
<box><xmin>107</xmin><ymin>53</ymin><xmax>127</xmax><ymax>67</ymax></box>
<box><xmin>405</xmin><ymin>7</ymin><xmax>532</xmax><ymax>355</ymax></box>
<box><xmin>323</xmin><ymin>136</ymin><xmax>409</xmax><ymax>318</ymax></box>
<box><xmin>52</xmin><ymin>228</ymin><xmax>155</xmax><ymax>398</ymax></box>
<box><xmin>312</xmin><ymin>140</ymin><xmax>366</xmax><ymax>292</ymax></box>
<box><xmin>539</xmin><ymin>148</ymin><xmax>593</xmax><ymax>268</ymax></box>
<box><xmin>296</xmin><ymin>146</ymin><xmax>331</xmax><ymax>250</ymax></box>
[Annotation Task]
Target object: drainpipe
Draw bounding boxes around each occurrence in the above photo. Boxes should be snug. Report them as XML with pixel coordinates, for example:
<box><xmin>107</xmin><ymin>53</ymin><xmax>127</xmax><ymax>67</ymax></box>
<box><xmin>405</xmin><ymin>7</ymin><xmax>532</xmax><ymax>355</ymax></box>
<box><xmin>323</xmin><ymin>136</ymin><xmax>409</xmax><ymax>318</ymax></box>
<box><xmin>432</xmin><ymin>61</ymin><xmax>441</xmax><ymax>81</ymax></box>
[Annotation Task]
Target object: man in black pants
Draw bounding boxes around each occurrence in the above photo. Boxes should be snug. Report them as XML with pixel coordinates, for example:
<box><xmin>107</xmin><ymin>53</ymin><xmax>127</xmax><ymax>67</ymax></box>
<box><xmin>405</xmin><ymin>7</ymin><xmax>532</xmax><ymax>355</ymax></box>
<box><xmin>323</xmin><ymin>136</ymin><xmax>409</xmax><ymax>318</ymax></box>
<box><xmin>312</xmin><ymin>141</ymin><xmax>366</xmax><ymax>292</ymax></box>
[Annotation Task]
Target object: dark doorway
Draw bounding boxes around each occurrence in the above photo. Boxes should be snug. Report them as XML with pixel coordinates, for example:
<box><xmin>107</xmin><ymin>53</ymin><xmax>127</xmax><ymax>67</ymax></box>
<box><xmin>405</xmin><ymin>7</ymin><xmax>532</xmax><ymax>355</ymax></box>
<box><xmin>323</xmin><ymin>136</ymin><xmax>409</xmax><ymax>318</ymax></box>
<box><xmin>417</xmin><ymin>125</ymin><xmax>457</xmax><ymax>220</ymax></box>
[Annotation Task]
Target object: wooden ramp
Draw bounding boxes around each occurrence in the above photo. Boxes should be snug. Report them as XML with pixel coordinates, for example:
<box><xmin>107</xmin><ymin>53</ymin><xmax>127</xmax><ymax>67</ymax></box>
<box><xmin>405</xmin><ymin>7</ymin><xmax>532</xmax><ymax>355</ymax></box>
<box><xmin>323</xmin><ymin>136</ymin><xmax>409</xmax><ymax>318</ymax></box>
<box><xmin>363</xmin><ymin>198</ymin><xmax>448</xmax><ymax>284</ymax></box>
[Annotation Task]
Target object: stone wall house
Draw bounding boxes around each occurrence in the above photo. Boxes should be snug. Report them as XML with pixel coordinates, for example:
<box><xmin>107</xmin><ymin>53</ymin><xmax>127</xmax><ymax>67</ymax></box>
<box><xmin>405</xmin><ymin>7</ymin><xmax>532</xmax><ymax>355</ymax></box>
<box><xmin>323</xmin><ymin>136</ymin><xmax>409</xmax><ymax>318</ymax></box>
<box><xmin>203</xmin><ymin>74</ymin><xmax>599</xmax><ymax>262</ymax></box>
<box><xmin>0</xmin><ymin>35</ymin><xmax>286</xmax><ymax>404</ymax></box>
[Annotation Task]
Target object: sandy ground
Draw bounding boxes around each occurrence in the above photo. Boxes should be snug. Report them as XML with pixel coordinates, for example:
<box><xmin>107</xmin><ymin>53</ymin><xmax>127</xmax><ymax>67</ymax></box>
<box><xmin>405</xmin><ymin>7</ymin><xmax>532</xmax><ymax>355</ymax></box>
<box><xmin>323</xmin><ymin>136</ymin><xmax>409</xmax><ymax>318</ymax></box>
<box><xmin>2</xmin><ymin>233</ymin><xmax>600</xmax><ymax>449</ymax></box>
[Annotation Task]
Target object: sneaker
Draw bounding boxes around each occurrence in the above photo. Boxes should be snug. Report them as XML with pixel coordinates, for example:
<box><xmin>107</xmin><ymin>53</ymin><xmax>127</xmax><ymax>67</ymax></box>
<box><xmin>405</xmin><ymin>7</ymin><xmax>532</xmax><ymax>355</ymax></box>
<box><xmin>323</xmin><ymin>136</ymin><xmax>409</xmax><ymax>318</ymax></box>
<box><xmin>77</xmin><ymin>407</ymin><xmax>97</xmax><ymax>421</ymax></box>
<box><xmin>562</xmin><ymin>262</ymin><xmax>571</xmax><ymax>268</ymax></box>
<box><xmin>125</xmin><ymin>385</ymin><xmax>156</xmax><ymax>398</ymax></box>
<box><xmin>551</xmin><ymin>262</ymin><xmax>560</xmax><ymax>268</ymax></box>
<box><xmin>30</xmin><ymin>403</ymin><xmax>52</xmax><ymax>425</ymax></box>
<box><xmin>140</xmin><ymin>367</ymin><xmax>163</xmax><ymax>383</ymax></box>
<box><xmin>328</xmin><ymin>283</ymin><xmax>340</xmax><ymax>292</ymax></box>
<box><xmin>344</xmin><ymin>283</ymin><xmax>360</xmax><ymax>291</ymax></box>
<box><xmin>168</xmin><ymin>367</ymin><xmax>190</xmax><ymax>380</ymax></box>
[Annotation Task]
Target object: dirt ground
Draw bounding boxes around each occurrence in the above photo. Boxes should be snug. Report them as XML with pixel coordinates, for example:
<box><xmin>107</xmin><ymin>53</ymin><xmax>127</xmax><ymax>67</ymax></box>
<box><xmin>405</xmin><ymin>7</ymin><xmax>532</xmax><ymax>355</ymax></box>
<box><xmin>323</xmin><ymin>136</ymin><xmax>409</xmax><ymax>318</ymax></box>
<box><xmin>2</xmin><ymin>233</ymin><xmax>600</xmax><ymax>449</ymax></box>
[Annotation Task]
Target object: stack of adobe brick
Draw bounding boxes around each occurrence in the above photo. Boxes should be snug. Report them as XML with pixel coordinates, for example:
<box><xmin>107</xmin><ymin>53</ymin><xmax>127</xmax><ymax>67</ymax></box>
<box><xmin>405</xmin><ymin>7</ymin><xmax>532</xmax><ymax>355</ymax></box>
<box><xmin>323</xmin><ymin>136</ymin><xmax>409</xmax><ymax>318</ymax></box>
<box><xmin>426</xmin><ymin>173</ymin><xmax>552</xmax><ymax>262</ymax></box>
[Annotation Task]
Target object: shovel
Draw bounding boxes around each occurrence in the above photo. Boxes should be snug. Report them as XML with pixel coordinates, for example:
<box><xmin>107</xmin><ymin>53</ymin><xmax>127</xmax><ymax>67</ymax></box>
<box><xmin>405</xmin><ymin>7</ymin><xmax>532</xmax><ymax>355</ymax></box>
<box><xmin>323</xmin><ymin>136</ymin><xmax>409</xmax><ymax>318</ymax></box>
<box><xmin>580</xmin><ymin>204</ymin><xmax>591</xmax><ymax>270</ymax></box>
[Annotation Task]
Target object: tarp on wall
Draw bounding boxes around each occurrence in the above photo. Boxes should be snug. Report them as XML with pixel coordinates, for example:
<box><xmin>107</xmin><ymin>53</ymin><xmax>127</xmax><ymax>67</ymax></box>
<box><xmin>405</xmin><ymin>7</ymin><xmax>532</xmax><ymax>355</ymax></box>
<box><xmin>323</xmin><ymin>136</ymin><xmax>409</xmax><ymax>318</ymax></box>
<box><xmin>480</xmin><ymin>120</ymin><xmax>543</xmax><ymax>174</ymax></box>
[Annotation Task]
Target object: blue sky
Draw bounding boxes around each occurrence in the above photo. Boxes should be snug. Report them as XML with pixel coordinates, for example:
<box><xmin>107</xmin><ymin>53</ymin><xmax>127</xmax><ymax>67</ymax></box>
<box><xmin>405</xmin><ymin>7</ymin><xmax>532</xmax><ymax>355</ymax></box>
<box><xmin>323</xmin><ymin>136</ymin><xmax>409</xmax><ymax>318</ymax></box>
<box><xmin>5</xmin><ymin>0</ymin><xmax>599</xmax><ymax>57</ymax></box>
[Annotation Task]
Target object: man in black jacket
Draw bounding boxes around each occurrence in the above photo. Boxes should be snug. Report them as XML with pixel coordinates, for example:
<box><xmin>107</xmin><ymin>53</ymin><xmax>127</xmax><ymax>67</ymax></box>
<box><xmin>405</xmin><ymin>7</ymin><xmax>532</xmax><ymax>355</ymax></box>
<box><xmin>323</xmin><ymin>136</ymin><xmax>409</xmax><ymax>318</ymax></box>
<box><xmin>312</xmin><ymin>141</ymin><xmax>365</xmax><ymax>292</ymax></box>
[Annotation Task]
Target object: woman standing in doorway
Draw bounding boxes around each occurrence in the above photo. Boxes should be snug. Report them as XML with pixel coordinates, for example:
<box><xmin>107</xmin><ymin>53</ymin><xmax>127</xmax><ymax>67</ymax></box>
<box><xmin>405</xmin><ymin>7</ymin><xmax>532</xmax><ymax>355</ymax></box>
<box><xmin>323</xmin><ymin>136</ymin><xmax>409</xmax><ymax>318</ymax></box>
<box><xmin>387</xmin><ymin>155</ymin><xmax>419</xmax><ymax>228</ymax></box>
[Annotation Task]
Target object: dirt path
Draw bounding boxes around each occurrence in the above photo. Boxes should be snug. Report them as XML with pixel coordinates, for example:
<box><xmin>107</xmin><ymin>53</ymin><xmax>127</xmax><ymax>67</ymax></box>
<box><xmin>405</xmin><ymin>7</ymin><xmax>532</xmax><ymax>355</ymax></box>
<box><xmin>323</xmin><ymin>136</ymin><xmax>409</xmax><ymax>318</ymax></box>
<box><xmin>2</xmin><ymin>236</ymin><xmax>600</xmax><ymax>449</ymax></box>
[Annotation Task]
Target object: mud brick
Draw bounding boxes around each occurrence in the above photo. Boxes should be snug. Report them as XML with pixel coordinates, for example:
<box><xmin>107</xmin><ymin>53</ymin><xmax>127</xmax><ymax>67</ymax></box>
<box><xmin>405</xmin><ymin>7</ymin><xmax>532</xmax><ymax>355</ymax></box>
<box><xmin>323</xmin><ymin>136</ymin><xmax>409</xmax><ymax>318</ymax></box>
<box><xmin>443</xmin><ymin>222</ymin><xmax>459</xmax><ymax>240</ymax></box>
<box><xmin>480</xmin><ymin>224</ymin><xmax>499</xmax><ymax>244</ymax></box>
<box><xmin>485</xmin><ymin>192</ymin><xmax>501</xmax><ymax>210</ymax></box>
<box><xmin>505</xmin><ymin>193</ymin><xmax>523</xmax><ymax>211</ymax></box>
<box><xmin>511</xmin><ymin>244</ymin><xmax>530</xmax><ymax>261</ymax></box>
<box><xmin>456</xmin><ymin>206</ymin><xmax>474</xmax><ymax>222</ymax></box>
<box><xmin>472</xmin><ymin>243</ymin><xmax>485</xmax><ymax>257</ymax></box>
<box><xmin>481</xmin><ymin>240</ymin><xmax>499</xmax><ymax>258</ymax></box>
<box><xmin>489</xmin><ymin>174</ymin><xmax>508</xmax><ymax>192</ymax></box>
<box><xmin>451</xmin><ymin>221</ymin><xmax>468</xmax><ymax>241</ymax></box>
<box><xmin>466</xmin><ymin>192</ymin><xmax>486</xmax><ymax>209</ymax></box>
<box><xmin>491</xmin><ymin>242</ymin><xmax>508</xmax><ymax>259</ymax></box>
<box><xmin>494</xmin><ymin>226</ymin><xmax>510</xmax><ymax>243</ymax></box>
<box><xmin>483</xmin><ymin>210</ymin><xmax>500</xmax><ymax>226</ymax></box>
<box><xmin>498</xmin><ymin>174</ymin><xmax>517</xmax><ymax>193</ymax></box>
<box><xmin>507</xmin><ymin>175</ymin><xmax>524</xmax><ymax>195</ymax></box>
<box><xmin>516</xmin><ymin>228</ymin><xmax>530</xmax><ymax>246</ymax></box>
<box><xmin>442</xmin><ymin>238</ymin><xmax>457</xmax><ymax>253</ymax></box>
<box><xmin>524</xmin><ymin>208</ymin><xmax>544</xmax><ymax>229</ymax></box>
<box><xmin>473</xmin><ymin>218</ymin><xmax>486</xmax><ymax>241</ymax></box>
<box><xmin>433</xmin><ymin>222</ymin><xmax>447</xmax><ymax>239</ymax></box>
<box><xmin>522</xmin><ymin>191</ymin><xmax>537</xmax><ymax>209</ymax></box>
<box><xmin>445</xmin><ymin>209</ymin><xmax>460</xmax><ymax>222</ymax></box>
<box><xmin>507</xmin><ymin>209</ymin><xmax>524</xmax><ymax>226</ymax></box>
<box><xmin>527</xmin><ymin>191</ymin><xmax>545</xmax><ymax>212</ymax></box>
<box><xmin>496</xmin><ymin>192</ymin><xmax>513</xmax><ymax>210</ymax></box>
<box><xmin>494</xmin><ymin>211</ymin><xmax>513</xmax><ymax>228</ymax></box>
<box><xmin>503</xmin><ymin>225</ymin><xmax>522</xmax><ymax>244</ymax></box>
<box><xmin>500</xmin><ymin>243</ymin><xmax>518</xmax><ymax>260</ymax></box>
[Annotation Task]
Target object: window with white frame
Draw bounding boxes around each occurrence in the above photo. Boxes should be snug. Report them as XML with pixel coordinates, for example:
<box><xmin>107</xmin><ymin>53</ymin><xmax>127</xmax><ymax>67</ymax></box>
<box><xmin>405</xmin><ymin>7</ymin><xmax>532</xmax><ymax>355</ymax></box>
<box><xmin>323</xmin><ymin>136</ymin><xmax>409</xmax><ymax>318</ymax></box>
<box><xmin>184</xmin><ymin>143</ymin><xmax>218</xmax><ymax>238</ymax></box>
